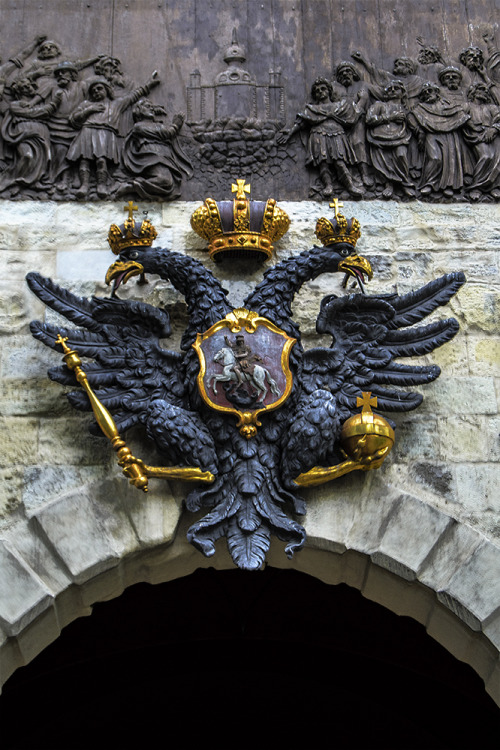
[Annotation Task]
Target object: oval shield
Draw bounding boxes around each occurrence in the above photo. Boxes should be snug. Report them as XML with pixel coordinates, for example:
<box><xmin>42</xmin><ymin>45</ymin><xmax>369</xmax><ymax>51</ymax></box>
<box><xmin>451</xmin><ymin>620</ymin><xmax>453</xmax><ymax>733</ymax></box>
<box><xmin>193</xmin><ymin>308</ymin><xmax>296</xmax><ymax>438</ymax></box>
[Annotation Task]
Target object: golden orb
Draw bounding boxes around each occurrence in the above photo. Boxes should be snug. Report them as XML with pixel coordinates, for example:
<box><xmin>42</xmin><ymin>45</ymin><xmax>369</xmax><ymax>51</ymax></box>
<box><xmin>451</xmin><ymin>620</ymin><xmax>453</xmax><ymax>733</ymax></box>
<box><xmin>340</xmin><ymin>395</ymin><xmax>395</xmax><ymax>460</ymax></box>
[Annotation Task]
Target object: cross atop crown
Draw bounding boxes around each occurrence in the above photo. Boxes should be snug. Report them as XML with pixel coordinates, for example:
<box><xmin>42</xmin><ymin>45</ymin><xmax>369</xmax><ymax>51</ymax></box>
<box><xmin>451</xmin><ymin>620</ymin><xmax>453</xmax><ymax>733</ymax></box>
<box><xmin>329</xmin><ymin>198</ymin><xmax>344</xmax><ymax>219</ymax></box>
<box><xmin>124</xmin><ymin>201</ymin><xmax>138</xmax><ymax>222</ymax></box>
<box><xmin>232</xmin><ymin>179</ymin><xmax>251</xmax><ymax>200</ymax></box>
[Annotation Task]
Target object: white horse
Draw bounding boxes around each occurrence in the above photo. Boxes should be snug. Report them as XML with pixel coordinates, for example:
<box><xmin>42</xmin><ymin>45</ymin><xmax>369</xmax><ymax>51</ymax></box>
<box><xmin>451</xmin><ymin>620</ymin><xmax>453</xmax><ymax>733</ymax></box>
<box><xmin>209</xmin><ymin>347</ymin><xmax>281</xmax><ymax>403</ymax></box>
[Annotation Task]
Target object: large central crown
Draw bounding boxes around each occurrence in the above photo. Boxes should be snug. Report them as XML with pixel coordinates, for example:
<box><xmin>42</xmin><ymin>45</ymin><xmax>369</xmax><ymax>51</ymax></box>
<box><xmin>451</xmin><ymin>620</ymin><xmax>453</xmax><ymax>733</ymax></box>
<box><xmin>190</xmin><ymin>179</ymin><xmax>290</xmax><ymax>261</ymax></box>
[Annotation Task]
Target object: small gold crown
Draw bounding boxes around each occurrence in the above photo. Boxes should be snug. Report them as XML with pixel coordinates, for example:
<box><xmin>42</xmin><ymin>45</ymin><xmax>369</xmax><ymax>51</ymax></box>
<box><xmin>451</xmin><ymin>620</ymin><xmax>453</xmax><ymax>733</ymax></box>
<box><xmin>108</xmin><ymin>201</ymin><xmax>158</xmax><ymax>255</ymax></box>
<box><xmin>190</xmin><ymin>179</ymin><xmax>290</xmax><ymax>261</ymax></box>
<box><xmin>315</xmin><ymin>198</ymin><xmax>361</xmax><ymax>248</ymax></box>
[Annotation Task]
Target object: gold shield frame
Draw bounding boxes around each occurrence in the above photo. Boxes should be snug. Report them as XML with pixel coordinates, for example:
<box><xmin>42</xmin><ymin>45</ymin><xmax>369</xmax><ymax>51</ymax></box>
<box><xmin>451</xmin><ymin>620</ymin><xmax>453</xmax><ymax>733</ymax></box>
<box><xmin>193</xmin><ymin>308</ymin><xmax>296</xmax><ymax>438</ymax></box>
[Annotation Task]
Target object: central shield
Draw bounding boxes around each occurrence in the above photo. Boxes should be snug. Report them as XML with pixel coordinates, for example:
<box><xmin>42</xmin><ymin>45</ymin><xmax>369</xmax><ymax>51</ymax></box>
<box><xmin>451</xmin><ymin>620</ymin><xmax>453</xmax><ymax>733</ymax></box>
<box><xmin>193</xmin><ymin>308</ymin><xmax>296</xmax><ymax>438</ymax></box>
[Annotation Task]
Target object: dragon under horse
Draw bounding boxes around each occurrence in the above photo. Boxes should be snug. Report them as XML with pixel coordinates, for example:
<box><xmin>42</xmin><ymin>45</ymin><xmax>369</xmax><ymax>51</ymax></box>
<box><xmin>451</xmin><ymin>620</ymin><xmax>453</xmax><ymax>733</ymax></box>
<box><xmin>27</xmin><ymin>191</ymin><xmax>465</xmax><ymax>570</ymax></box>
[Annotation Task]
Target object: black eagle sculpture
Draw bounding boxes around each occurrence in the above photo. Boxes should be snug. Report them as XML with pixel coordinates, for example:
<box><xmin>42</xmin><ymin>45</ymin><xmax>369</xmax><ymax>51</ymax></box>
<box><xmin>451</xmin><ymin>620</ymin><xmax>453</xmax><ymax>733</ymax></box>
<box><xmin>26</xmin><ymin>203</ymin><xmax>465</xmax><ymax>570</ymax></box>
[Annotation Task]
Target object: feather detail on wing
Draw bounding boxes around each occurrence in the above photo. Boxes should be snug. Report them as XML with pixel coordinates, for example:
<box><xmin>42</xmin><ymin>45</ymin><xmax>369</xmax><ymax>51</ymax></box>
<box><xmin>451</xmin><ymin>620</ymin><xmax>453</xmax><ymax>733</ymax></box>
<box><xmin>27</xmin><ymin>273</ymin><xmax>186</xmax><ymax>433</ymax></box>
<box><xmin>302</xmin><ymin>272</ymin><xmax>465</xmax><ymax>416</ymax></box>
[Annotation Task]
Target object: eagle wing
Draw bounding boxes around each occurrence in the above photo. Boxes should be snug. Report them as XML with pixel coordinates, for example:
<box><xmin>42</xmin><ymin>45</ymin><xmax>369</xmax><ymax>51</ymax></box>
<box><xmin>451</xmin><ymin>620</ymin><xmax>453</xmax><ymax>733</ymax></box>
<box><xmin>27</xmin><ymin>272</ymin><xmax>186</xmax><ymax>434</ymax></box>
<box><xmin>302</xmin><ymin>271</ymin><xmax>465</xmax><ymax>412</ymax></box>
<box><xmin>281</xmin><ymin>272</ymin><xmax>465</xmax><ymax>481</ymax></box>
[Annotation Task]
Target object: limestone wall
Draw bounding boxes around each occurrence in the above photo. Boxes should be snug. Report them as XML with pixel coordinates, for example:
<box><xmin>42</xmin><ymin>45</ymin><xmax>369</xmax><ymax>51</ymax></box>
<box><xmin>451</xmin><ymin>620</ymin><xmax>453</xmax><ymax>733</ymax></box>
<box><xmin>0</xmin><ymin>199</ymin><xmax>499</xmax><ymax>701</ymax></box>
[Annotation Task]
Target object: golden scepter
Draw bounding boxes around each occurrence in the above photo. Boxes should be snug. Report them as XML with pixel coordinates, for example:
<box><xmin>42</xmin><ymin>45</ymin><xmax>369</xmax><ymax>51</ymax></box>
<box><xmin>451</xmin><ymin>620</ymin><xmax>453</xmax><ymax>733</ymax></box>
<box><xmin>55</xmin><ymin>335</ymin><xmax>214</xmax><ymax>491</ymax></box>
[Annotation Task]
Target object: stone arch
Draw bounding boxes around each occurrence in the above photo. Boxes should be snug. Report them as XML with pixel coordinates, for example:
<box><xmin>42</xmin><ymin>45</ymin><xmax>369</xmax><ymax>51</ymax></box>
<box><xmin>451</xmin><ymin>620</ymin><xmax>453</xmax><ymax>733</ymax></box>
<box><xmin>0</xmin><ymin>477</ymin><xmax>499</xmax><ymax>706</ymax></box>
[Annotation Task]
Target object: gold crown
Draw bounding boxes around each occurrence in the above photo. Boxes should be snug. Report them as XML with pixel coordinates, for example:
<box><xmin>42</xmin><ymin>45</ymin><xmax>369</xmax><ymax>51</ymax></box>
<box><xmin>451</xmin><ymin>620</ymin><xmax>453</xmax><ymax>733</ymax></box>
<box><xmin>315</xmin><ymin>199</ymin><xmax>361</xmax><ymax>248</ymax></box>
<box><xmin>190</xmin><ymin>179</ymin><xmax>290</xmax><ymax>261</ymax></box>
<box><xmin>108</xmin><ymin>201</ymin><xmax>158</xmax><ymax>255</ymax></box>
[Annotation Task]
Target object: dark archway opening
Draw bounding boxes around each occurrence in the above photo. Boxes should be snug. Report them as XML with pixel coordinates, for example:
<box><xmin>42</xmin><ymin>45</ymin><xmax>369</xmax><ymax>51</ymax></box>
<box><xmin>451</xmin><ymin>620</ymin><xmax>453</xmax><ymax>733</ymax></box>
<box><xmin>1</xmin><ymin>567</ymin><xmax>499</xmax><ymax>749</ymax></box>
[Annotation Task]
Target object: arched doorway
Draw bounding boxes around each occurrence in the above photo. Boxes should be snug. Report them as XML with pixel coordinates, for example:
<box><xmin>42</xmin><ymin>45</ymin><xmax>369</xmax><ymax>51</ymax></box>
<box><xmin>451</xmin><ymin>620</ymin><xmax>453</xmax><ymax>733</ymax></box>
<box><xmin>1</xmin><ymin>567</ymin><xmax>499</xmax><ymax>749</ymax></box>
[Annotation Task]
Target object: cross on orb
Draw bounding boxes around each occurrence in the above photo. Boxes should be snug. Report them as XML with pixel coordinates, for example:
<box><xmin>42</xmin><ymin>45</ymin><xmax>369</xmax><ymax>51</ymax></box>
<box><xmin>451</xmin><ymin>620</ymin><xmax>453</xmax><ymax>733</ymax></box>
<box><xmin>357</xmin><ymin>391</ymin><xmax>378</xmax><ymax>412</ymax></box>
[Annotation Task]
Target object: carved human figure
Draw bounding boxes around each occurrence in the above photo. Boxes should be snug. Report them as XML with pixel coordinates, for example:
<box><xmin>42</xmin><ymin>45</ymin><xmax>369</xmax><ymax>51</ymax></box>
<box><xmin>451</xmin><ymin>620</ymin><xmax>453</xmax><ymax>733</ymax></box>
<box><xmin>46</xmin><ymin>61</ymin><xmax>87</xmax><ymax>193</ymax></box>
<box><xmin>463</xmin><ymin>82</ymin><xmax>500</xmax><ymax>200</ymax></box>
<box><xmin>0</xmin><ymin>77</ymin><xmax>62</xmax><ymax>193</ymax></box>
<box><xmin>67</xmin><ymin>73</ymin><xmax>160</xmax><ymax>198</ymax></box>
<box><xmin>333</xmin><ymin>61</ymin><xmax>373</xmax><ymax>187</ymax></box>
<box><xmin>24</xmin><ymin>40</ymin><xmax>101</xmax><ymax>98</ymax></box>
<box><xmin>224</xmin><ymin>334</ymin><xmax>262</xmax><ymax>384</ymax></box>
<box><xmin>482</xmin><ymin>28</ymin><xmax>500</xmax><ymax>83</ymax></box>
<box><xmin>351</xmin><ymin>51</ymin><xmax>423</xmax><ymax>102</ymax></box>
<box><xmin>408</xmin><ymin>81</ymin><xmax>470</xmax><ymax>197</ymax></box>
<box><xmin>0</xmin><ymin>35</ymin><xmax>47</xmax><ymax>98</ymax></box>
<box><xmin>458</xmin><ymin>46</ymin><xmax>499</xmax><ymax>103</ymax></box>
<box><xmin>116</xmin><ymin>99</ymin><xmax>192</xmax><ymax>200</ymax></box>
<box><xmin>93</xmin><ymin>55</ymin><xmax>135</xmax><ymax>135</ymax></box>
<box><xmin>365</xmin><ymin>80</ymin><xmax>414</xmax><ymax>198</ymax></box>
<box><xmin>438</xmin><ymin>66</ymin><xmax>466</xmax><ymax>105</ymax></box>
<box><xmin>416</xmin><ymin>39</ymin><xmax>445</xmax><ymax>81</ymax></box>
<box><xmin>277</xmin><ymin>77</ymin><xmax>363</xmax><ymax>197</ymax></box>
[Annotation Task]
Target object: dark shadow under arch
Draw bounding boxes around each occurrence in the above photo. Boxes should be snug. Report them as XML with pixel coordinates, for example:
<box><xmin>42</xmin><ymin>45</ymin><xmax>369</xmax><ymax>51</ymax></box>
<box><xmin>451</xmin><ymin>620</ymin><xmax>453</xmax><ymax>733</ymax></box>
<box><xmin>1</xmin><ymin>567</ymin><xmax>499</xmax><ymax>749</ymax></box>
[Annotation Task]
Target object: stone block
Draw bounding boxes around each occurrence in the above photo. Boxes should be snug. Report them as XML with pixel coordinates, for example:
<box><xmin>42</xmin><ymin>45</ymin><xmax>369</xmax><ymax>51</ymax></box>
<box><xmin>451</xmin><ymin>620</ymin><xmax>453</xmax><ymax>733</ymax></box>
<box><xmin>38</xmin><ymin>418</ymin><xmax>110</xmax><ymax>466</ymax></box>
<box><xmin>454</xmin><ymin>465</ymin><xmax>500</xmax><ymax>513</ymax></box>
<box><xmin>1</xmin><ymin>250</ymin><xmax>56</xmax><ymax>280</ymax></box>
<box><xmin>0</xmin><ymin>378</ymin><xmax>72</xmax><ymax>417</ymax></box>
<box><xmin>56</xmin><ymin>250</ymin><xmax>113</xmax><ymax>281</ymax></box>
<box><xmin>0</xmin><ymin>466</ymin><xmax>23</xmax><ymax>519</ymax></box>
<box><xmin>119</xmin><ymin>477</ymin><xmax>182</xmax><ymax>549</ymax></box>
<box><xmin>418</xmin><ymin>521</ymin><xmax>484</xmax><ymax>592</ymax></box>
<box><xmin>390</xmin><ymin>414</ymin><xmax>440</xmax><ymax>461</ymax></box>
<box><xmin>437</xmin><ymin>540</ymin><xmax>500</xmax><ymax>629</ymax></box>
<box><xmin>344</xmin><ymin>481</ymin><xmax>404</xmax><ymax>557</ymax></box>
<box><xmin>0</xmin><ymin>540</ymin><xmax>52</xmax><ymax>635</ymax></box>
<box><xmin>449</xmin><ymin>284</ymin><xmax>500</xmax><ymax>334</ymax></box>
<box><xmin>304</xmin><ymin>473</ymin><xmax>366</xmax><ymax>555</ymax></box>
<box><xmin>370</xmin><ymin>495</ymin><xmax>451</xmax><ymax>580</ymax></box>
<box><xmin>0</xmin><ymin>336</ymin><xmax>55</xmax><ymax>379</ymax></box>
<box><xmin>438</xmin><ymin>415</ymin><xmax>489</xmax><ymax>462</ymax></box>
<box><xmin>33</xmin><ymin>487</ymin><xmax>138</xmax><ymax>583</ymax></box>
<box><xmin>417</xmin><ymin>377</ymin><xmax>497</xmax><ymax>415</ymax></box>
<box><xmin>3</xmin><ymin>518</ymin><xmax>72</xmax><ymax>597</ymax></box>
<box><xmin>0</xmin><ymin>417</ymin><xmax>39</xmax><ymax>465</ymax></box>
<box><xmin>470</xmin><ymin>338</ymin><xmax>500</xmax><ymax>377</ymax></box>
<box><xmin>22</xmin><ymin>465</ymin><xmax>110</xmax><ymax>513</ymax></box>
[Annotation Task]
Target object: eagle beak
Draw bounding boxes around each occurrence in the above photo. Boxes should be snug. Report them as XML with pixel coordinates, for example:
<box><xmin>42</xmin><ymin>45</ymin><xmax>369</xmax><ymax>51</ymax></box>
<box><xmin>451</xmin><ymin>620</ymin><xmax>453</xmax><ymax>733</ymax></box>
<box><xmin>338</xmin><ymin>254</ymin><xmax>373</xmax><ymax>293</ymax></box>
<box><xmin>105</xmin><ymin>260</ymin><xmax>144</xmax><ymax>294</ymax></box>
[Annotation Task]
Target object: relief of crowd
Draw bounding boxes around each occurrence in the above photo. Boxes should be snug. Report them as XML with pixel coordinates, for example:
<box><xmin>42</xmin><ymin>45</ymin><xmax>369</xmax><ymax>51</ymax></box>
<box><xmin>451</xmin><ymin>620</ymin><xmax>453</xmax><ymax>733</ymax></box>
<box><xmin>279</xmin><ymin>32</ymin><xmax>500</xmax><ymax>201</ymax></box>
<box><xmin>0</xmin><ymin>36</ymin><xmax>192</xmax><ymax>200</ymax></box>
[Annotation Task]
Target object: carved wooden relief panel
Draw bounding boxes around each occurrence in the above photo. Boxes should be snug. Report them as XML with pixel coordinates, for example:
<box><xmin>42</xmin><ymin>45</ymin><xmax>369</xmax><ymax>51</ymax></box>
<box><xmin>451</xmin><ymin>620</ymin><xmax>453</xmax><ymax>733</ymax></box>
<box><xmin>0</xmin><ymin>0</ymin><xmax>498</xmax><ymax>202</ymax></box>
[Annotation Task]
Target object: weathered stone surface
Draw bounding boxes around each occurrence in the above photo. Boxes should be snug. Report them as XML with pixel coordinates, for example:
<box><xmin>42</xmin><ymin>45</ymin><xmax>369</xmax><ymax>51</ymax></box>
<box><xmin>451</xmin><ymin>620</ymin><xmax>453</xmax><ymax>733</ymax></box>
<box><xmin>454</xmin><ymin>464</ymin><xmax>500</xmax><ymax>513</ymax></box>
<box><xmin>437</xmin><ymin>541</ymin><xmax>500</xmax><ymax>628</ymax></box>
<box><xmin>418</xmin><ymin>521</ymin><xmax>485</xmax><ymax>591</ymax></box>
<box><xmin>438</xmin><ymin>415</ymin><xmax>490</xmax><ymax>462</ymax></box>
<box><xmin>417</xmin><ymin>377</ymin><xmax>498</xmax><ymax>415</ymax></box>
<box><xmin>470</xmin><ymin>338</ymin><xmax>500</xmax><ymax>377</ymax></box>
<box><xmin>22</xmin><ymin>465</ymin><xmax>110</xmax><ymax>514</ymax></box>
<box><xmin>0</xmin><ymin>378</ymin><xmax>72</xmax><ymax>417</ymax></box>
<box><xmin>38</xmin><ymin>418</ymin><xmax>110</xmax><ymax>466</ymax></box>
<box><xmin>370</xmin><ymin>495</ymin><xmax>452</xmax><ymax>580</ymax></box>
<box><xmin>34</xmin><ymin>488</ymin><xmax>138</xmax><ymax>583</ymax></box>
<box><xmin>0</xmin><ymin>541</ymin><xmax>52</xmax><ymax>635</ymax></box>
<box><xmin>0</xmin><ymin>418</ymin><xmax>39</xmax><ymax>465</ymax></box>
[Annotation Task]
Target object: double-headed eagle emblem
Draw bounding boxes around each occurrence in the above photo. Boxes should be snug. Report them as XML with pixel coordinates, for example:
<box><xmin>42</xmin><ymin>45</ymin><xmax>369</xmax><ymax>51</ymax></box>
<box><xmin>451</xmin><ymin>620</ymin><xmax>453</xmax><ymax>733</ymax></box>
<box><xmin>27</xmin><ymin>187</ymin><xmax>465</xmax><ymax>570</ymax></box>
